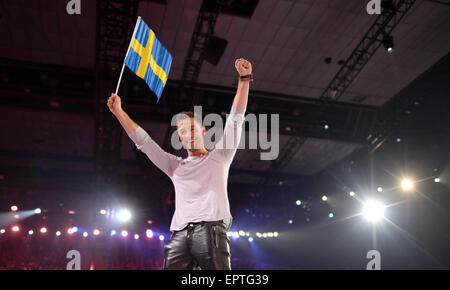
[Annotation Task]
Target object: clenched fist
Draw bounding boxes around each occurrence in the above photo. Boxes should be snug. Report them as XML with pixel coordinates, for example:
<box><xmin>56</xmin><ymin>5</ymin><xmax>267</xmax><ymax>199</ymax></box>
<box><xmin>235</xmin><ymin>58</ymin><xmax>252</xmax><ymax>76</ymax></box>
<box><xmin>107</xmin><ymin>93</ymin><xmax>122</xmax><ymax>115</ymax></box>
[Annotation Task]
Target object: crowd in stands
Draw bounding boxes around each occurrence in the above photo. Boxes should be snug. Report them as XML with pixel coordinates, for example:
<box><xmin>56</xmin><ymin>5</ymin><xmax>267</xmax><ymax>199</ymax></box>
<box><xmin>0</xmin><ymin>234</ymin><xmax>287</xmax><ymax>270</ymax></box>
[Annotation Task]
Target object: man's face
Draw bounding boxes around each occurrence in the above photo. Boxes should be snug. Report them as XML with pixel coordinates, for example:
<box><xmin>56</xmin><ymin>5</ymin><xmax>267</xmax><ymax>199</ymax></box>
<box><xmin>177</xmin><ymin>117</ymin><xmax>205</xmax><ymax>152</ymax></box>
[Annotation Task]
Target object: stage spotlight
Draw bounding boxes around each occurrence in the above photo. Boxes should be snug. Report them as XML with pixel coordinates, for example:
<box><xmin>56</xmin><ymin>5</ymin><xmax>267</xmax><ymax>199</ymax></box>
<box><xmin>322</xmin><ymin>195</ymin><xmax>328</xmax><ymax>201</ymax></box>
<box><xmin>324</xmin><ymin>124</ymin><xmax>329</xmax><ymax>130</ymax></box>
<box><xmin>233</xmin><ymin>232</ymin><xmax>239</xmax><ymax>239</ymax></box>
<box><xmin>34</xmin><ymin>208</ymin><xmax>42</xmax><ymax>214</ymax></box>
<box><xmin>71</xmin><ymin>226</ymin><xmax>78</xmax><ymax>233</ymax></box>
<box><xmin>99</xmin><ymin>209</ymin><xmax>107</xmax><ymax>215</ymax></box>
<box><xmin>349</xmin><ymin>191</ymin><xmax>355</xmax><ymax>197</ymax></box>
<box><xmin>28</xmin><ymin>230</ymin><xmax>34</xmax><ymax>235</ymax></box>
<box><xmin>383</xmin><ymin>34</ymin><xmax>394</xmax><ymax>53</ymax></box>
<box><xmin>401</xmin><ymin>178</ymin><xmax>413</xmax><ymax>191</ymax></box>
<box><xmin>146</xmin><ymin>229</ymin><xmax>153</xmax><ymax>238</ymax></box>
<box><xmin>0</xmin><ymin>229</ymin><xmax>5</xmax><ymax>234</ymax></box>
<box><xmin>434</xmin><ymin>178</ymin><xmax>440</xmax><ymax>183</ymax></box>
<box><xmin>12</xmin><ymin>226</ymin><xmax>19</xmax><ymax>232</ymax></box>
<box><xmin>111</xmin><ymin>230</ymin><xmax>117</xmax><ymax>236</ymax></box>
<box><xmin>159</xmin><ymin>235</ymin><xmax>165</xmax><ymax>241</ymax></box>
<box><xmin>268</xmin><ymin>232</ymin><xmax>274</xmax><ymax>237</ymax></box>
<box><xmin>13</xmin><ymin>214</ymin><xmax>19</xmax><ymax>219</ymax></box>
<box><xmin>288</xmin><ymin>219</ymin><xmax>293</xmax><ymax>224</ymax></box>
<box><xmin>262</xmin><ymin>233</ymin><xmax>268</xmax><ymax>238</ymax></box>
<box><xmin>67</xmin><ymin>228</ymin><xmax>74</xmax><ymax>235</ymax></box>
<box><xmin>93</xmin><ymin>229</ymin><xmax>100</xmax><ymax>236</ymax></box>
<box><xmin>274</xmin><ymin>232</ymin><xmax>279</xmax><ymax>237</ymax></box>
<box><xmin>238</xmin><ymin>230</ymin><xmax>245</xmax><ymax>236</ymax></box>
<box><xmin>227</xmin><ymin>232</ymin><xmax>233</xmax><ymax>237</ymax></box>
<box><xmin>248</xmin><ymin>237</ymin><xmax>254</xmax><ymax>243</ymax></box>
<box><xmin>117</xmin><ymin>209</ymin><xmax>131</xmax><ymax>222</ymax></box>
<box><xmin>10</xmin><ymin>205</ymin><xmax>18</xmax><ymax>212</ymax></box>
<box><xmin>256</xmin><ymin>232</ymin><xmax>262</xmax><ymax>238</ymax></box>
<box><xmin>134</xmin><ymin>234</ymin><xmax>139</xmax><ymax>240</ymax></box>
<box><xmin>377</xmin><ymin>187</ymin><xmax>383</xmax><ymax>192</ymax></box>
<box><xmin>40</xmin><ymin>227</ymin><xmax>47</xmax><ymax>233</ymax></box>
<box><xmin>56</xmin><ymin>231</ymin><xmax>61</xmax><ymax>236</ymax></box>
<box><xmin>296</xmin><ymin>200</ymin><xmax>302</xmax><ymax>206</ymax></box>
<box><xmin>121</xmin><ymin>230</ymin><xmax>128</xmax><ymax>237</ymax></box>
<box><xmin>83</xmin><ymin>232</ymin><xmax>88</xmax><ymax>237</ymax></box>
<box><xmin>362</xmin><ymin>200</ymin><xmax>386</xmax><ymax>222</ymax></box>
<box><xmin>329</xmin><ymin>213</ymin><xmax>334</xmax><ymax>218</ymax></box>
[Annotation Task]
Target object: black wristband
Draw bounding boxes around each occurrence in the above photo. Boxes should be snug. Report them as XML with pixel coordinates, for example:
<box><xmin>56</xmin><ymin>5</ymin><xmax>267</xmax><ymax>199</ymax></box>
<box><xmin>239</xmin><ymin>74</ymin><xmax>254</xmax><ymax>81</ymax></box>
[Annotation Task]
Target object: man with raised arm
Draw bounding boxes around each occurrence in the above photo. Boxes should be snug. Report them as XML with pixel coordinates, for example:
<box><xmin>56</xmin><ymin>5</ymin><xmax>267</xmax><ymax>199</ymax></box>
<box><xmin>107</xmin><ymin>58</ymin><xmax>252</xmax><ymax>270</ymax></box>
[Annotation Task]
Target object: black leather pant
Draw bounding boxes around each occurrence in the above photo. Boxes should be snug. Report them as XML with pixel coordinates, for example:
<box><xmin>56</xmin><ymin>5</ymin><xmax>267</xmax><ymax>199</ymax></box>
<box><xmin>163</xmin><ymin>220</ymin><xmax>231</xmax><ymax>270</ymax></box>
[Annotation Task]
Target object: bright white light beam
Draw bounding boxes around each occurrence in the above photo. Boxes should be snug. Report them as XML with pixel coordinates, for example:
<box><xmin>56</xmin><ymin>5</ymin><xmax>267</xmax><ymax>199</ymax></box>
<box><xmin>362</xmin><ymin>200</ymin><xmax>386</xmax><ymax>222</ymax></box>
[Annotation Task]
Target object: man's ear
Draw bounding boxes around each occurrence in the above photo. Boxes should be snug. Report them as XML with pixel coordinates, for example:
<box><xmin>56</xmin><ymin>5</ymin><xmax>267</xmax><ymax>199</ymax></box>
<box><xmin>202</xmin><ymin>126</ymin><xmax>206</xmax><ymax>136</ymax></box>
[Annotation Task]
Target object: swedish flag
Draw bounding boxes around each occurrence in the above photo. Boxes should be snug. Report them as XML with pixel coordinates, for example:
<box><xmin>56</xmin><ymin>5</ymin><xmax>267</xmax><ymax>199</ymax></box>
<box><xmin>124</xmin><ymin>17</ymin><xmax>172</xmax><ymax>102</ymax></box>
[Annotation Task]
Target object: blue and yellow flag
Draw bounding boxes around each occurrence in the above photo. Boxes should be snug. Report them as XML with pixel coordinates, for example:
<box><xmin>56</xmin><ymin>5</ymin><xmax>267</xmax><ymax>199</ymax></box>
<box><xmin>124</xmin><ymin>17</ymin><xmax>172</xmax><ymax>102</ymax></box>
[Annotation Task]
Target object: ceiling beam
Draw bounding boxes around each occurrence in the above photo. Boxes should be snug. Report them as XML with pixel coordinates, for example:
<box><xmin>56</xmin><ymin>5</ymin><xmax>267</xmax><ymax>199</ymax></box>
<box><xmin>0</xmin><ymin>58</ymin><xmax>379</xmax><ymax>144</ymax></box>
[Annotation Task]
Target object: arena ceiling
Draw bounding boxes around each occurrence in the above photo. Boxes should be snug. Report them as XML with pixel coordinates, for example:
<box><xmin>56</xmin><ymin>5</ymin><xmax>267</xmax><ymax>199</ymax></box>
<box><xmin>1</xmin><ymin>0</ymin><xmax>449</xmax><ymax>105</ymax></box>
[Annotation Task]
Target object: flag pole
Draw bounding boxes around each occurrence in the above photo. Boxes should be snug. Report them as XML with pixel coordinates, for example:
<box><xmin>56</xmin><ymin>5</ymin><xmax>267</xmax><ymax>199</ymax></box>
<box><xmin>115</xmin><ymin>16</ymin><xmax>142</xmax><ymax>95</ymax></box>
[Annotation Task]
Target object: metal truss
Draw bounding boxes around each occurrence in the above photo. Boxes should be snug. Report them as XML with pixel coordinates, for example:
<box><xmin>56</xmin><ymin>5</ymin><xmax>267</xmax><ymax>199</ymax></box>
<box><xmin>320</xmin><ymin>0</ymin><xmax>417</xmax><ymax>102</ymax></box>
<box><xmin>94</xmin><ymin>0</ymin><xmax>140</xmax><ymax>199</ymax></box>
<box><xmin>181</xmin><ymin>0</ymin><xmax>224</xmax><ymax>85</ymax></box>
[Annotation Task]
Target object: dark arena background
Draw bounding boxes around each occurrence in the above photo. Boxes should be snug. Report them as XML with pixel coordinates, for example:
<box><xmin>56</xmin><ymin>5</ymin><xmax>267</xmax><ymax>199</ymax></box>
<box><xmin>0</xmin><ymin>0</ymin><xmax>450</xmax><ymax>271</ymax></box>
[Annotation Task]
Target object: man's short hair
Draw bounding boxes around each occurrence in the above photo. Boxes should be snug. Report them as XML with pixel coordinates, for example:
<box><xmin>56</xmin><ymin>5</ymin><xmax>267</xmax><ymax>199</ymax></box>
<box><xmin>175</xmin><ymin>111</ymin><xmax>202</xmax><ymax>127</ymax></box>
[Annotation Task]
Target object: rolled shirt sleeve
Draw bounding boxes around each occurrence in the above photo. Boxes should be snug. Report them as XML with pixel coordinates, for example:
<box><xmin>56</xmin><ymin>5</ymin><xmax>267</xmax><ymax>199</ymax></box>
<box><xmin>128</xmin><ymin>126</ymin><xmax>181</xmax><ymax>178</ymax></box>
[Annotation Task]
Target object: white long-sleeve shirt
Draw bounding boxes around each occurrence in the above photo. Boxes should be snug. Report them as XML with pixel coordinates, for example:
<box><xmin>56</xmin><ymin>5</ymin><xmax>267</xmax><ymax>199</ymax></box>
<box><xmin>127</xmin><ymin>107</ymin><xmax>245</xmax><ymax>232</ymax></box>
